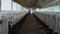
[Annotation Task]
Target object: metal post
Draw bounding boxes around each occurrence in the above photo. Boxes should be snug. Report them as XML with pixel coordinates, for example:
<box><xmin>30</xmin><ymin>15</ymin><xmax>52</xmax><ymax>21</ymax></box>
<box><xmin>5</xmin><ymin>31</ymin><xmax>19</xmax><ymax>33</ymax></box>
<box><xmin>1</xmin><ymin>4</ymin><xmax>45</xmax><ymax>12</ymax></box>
<box><xmin>11</xmin><ymin>0</ymin><xmax>13</xmax><ymax>11</ymax></box>
<box><xmin>21</xmin><ymin>6</ymin><xmax>23</xmax><ymax>11</ymax></box>
<box><xmin>0</xmin><ymin>0</ymin><xmax>1</xmax><ymax>11</ymax></box>
<box><xmin>16</xmin><ymin>3</ymin><xmax>18</xmax><ymax>11</ymax></box>
<box><xmin>19</xmin><ymin>5</ymin><xmax>21</xmax><ymax>11</ymax></box>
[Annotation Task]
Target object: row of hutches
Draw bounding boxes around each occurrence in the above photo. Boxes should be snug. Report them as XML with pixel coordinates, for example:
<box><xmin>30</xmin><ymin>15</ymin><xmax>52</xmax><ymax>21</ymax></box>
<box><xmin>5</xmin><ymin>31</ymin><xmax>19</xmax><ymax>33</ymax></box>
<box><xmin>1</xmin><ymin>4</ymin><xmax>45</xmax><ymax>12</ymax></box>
<box><xmin>0</xmin><ymin>11</ymin><xmax>28</xmax><ymax>34</ymax></box>
<box><xmin>33</xmin><ymin>11</ymin><xmax>60</xmax><ymax>34</ymax></box>
<box><xmin>0</xmin><ymin>11</ymin><xmax>60</xmax><ymax>34</ymax></box>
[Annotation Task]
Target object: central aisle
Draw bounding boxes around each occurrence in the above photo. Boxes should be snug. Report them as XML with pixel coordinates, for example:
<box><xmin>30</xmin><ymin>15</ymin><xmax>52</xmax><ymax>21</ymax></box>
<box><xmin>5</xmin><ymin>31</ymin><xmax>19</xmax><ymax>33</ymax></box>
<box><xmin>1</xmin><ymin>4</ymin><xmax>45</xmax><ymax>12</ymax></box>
<box><xmin>17</xmin><ymin>14</ymin><xmax>47</xmax><ymax>34</ymax></box>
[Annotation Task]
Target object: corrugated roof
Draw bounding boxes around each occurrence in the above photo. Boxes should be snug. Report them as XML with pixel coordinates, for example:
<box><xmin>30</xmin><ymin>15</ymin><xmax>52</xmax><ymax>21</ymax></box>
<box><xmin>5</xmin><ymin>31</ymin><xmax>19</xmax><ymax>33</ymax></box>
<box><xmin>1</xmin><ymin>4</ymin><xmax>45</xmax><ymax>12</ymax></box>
<box><xmin>12</xmin><ymin>0</ymin><xmax>60</xmax><ymax>8</ymax></box>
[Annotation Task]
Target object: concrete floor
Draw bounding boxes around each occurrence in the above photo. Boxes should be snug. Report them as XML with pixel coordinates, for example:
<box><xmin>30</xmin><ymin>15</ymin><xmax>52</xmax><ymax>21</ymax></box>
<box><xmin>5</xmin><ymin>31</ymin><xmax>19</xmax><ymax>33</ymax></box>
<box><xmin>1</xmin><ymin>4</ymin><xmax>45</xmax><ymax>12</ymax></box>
<box><xmin>16</xmin><ymin>14</ymin><xmax>49</xmax><ymax>34</ymax></box>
